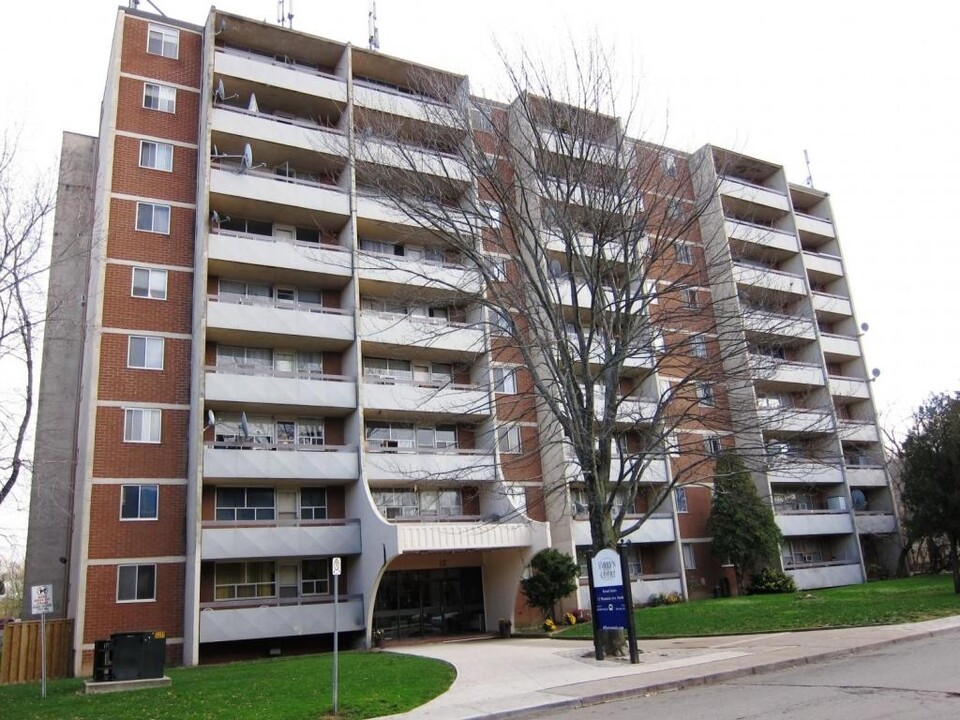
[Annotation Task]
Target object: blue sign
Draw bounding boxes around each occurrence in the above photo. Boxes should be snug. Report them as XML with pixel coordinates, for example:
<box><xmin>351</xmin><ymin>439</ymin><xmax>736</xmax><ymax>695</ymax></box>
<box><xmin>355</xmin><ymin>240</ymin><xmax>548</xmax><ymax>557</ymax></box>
<box><xmin>594</xmin><ymin>584</ymin><xmax>627</xmax><ymax>631</ymax></box>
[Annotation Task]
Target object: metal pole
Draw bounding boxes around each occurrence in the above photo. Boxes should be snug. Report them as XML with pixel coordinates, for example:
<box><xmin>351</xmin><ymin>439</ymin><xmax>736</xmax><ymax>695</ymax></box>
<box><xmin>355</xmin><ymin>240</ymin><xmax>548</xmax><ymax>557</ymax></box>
<box><xmin>40</xmin><ymin>611</ymin><xmax>47</xmax><ymax>698</ymax></box>
<box><xmin>333</xmin><ymin>573</ymin><xmax>339</xmax><ymax>715</ymax></box>
<box><xmin>618</xmin><ymin>543</ymin><xmax>640</xmax><ymax>664</ymax></box>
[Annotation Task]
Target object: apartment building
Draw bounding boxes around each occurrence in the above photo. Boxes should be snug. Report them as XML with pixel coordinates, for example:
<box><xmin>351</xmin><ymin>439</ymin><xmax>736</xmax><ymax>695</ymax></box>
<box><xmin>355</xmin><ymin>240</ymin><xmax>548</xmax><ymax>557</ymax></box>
<box><xmin>23</xmin><ymin>6</ymin><xmax>898</xmax><ymax>673</ymax></box>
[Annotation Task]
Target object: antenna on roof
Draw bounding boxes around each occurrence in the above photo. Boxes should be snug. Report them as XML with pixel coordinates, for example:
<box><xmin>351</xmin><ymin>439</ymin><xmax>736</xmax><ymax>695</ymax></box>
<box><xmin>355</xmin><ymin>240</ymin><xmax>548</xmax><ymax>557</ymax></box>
<box><xmin>803</xmin><ymin>149</ymin><xmax>814</xmax><ymax>188</ymax></box>
<box><xmin>277</xmin><ymin>0</ymin><xmax>294</xmax><ymax>29</ymax></box>
<box><xmin>129</xmin><ymin>0</ymin><xmax>168</xmax><ymax>17</ymax></box>
<box><xmin>368</xmin><ymin>0</ymin><xmax>380</xmax><ymax>51</ymax></box>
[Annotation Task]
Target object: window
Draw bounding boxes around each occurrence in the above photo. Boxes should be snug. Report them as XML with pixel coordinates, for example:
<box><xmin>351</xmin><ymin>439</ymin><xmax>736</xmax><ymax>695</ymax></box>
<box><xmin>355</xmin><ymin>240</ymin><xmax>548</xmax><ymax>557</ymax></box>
<box><xmin>470</xmin><ymin>106</ymin><xmax>494</xmax><ymax>133</ymax></box>
<box><xmin>662</xmin><ymin>154</ymin><xmax>678</xmax><ymax>178</ymax></box>
<box><xmin>216</xmin><ymin>487</ymin><xmax>275</xmax><ymax>521</ymax></box>
<box><xmin>147</xmin><ymin>23</ymin><xmax>179</xmax><ymax>58</ymax></box>
<box><xmin>665</xmin><ymin>432</ymin><xmax>680</xmax><ymax>456</ymax></box>
<box><xmin>131</xmin><ymin>267</ymin><xmax>167</xmax><ymax>300</ymax></box>
<box><xmin>117</xmin><ymin>564</ymin><xmax>156</xmax><ymax>602</ymax></box>
<box><xmin>124</xmin><ymin>408</ymin><xmax>161</xmax><ymax>443</ymax></box>
<box><xmin>683</xmin><ymin>288</ymin><xmax>700</xmax><ymax>308</ymax></box>
<box><xmin>491</xmin><ymin>309</ymin><xmax>514</xmax><ymax>335</ymax></box>
<box><xmin>498</xmin><ymin>425</ymin><xmax>522</xmax><ymax>454</ymax></box>
<box><xmin>139</xmin><ymin>140</ymin><xmax>173</xmax><ymax>171</ymax></box>
<box><xmin>668</xmin><ymin>198</ymin><xmax>686</xmax><ymax>221</ymax></box>
<box><xmin>676</xmin><ymin>242</ymin><xmax>692</xmax><ymax>264</ymax></box>
<box><xmin>301</xmin><ymin>559</ymin><xmax>330</xmax><ymax>595</ymax></box>
<box><xmin>705</xmin><ymin>436</ymin><xmax>722</xmax><ymax>457</ymax></box>
<box><xmin>681</xmin><ymin>543</ymin><xmax>697</xmax><ymax>569</ymax></box>
<box><xmin>690</xmin><ymin>335</ymin><xmax>708</xmax><ymax>358</ymax></box>
<box><xmin>372</xmin><ymin>488</ymin><xmax>464</xmax><ymax>519</ymax></box>
<box><xmin>492</xmin><ymin>367</ymin><xmax>517</xmax><ymax>394</ymax></box>
<box><xmin>697</xmin><ymin>383</ymin><xmax>715</xmax><ymax>407</ymax></box>
<box><xmin>128</xmin><ymin>335</ymin><xmax>164</xmax><ymax>370</ymax></box>
<box><xmin>121</xmin><ymin>484</ymin><xmax>159</xmax><ymax>520</ymax></box>
<box><xmin>143</xmin><ymin>82</ymin><xmax>176</xmax><ymax>113</ymax></box>
<box><xmin>215</xmin><ymin>561</ymin><xmax>275</xmax><ymax>600</ymax></box>
<box><xmin>300</xmin><ymin>488</ymin><xmax>327</xmax><ymax>520</ymax></box>
<box><xmin>488</xmin><ymin>257</ymin><xmax>507</xmax><ymax>281</ymax></box>
<box><xmin>480</xmin><ymin>202</ymin><xmax>501</xmax><ymax>227</ymax></box>
<box><xmin>135</xmin><ymin>202</ymin><xmax>171</xmax><ymax>234</ymax></box>
<box><xmin>674</xmin><ymin>487</ymin><xmax>689</xmax><ymax>513</ymax></box>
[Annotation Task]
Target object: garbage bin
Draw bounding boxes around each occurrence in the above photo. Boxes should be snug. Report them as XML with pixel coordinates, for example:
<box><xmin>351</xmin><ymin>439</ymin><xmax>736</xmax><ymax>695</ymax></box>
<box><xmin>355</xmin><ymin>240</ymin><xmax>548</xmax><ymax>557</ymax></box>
<box><xmin>109</xmin><ymin>631</ymin><xmax>166</xmax><ymax>681</ymax></box>
<box><xmin>93</xmin><ymin>639</ymin><xmax>113</xmax><ymax>681</ymax></box>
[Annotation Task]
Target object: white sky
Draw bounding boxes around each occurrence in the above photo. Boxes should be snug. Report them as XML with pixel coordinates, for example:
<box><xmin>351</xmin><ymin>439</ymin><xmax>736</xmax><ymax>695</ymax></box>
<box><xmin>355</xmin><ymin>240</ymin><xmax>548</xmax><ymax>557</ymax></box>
<box><xmin>1</xmin><ymin>0</ymin><xmax>958</xmax><ymax>556</ymax></box>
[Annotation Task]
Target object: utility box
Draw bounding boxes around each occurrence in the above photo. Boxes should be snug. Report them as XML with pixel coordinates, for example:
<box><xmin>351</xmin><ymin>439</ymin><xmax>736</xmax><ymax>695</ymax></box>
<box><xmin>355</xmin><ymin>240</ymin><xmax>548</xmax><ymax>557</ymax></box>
<box><xmin>92</xmin><ymin>631</ymin><xmax>166</xmax><ymax>682</ymax></box>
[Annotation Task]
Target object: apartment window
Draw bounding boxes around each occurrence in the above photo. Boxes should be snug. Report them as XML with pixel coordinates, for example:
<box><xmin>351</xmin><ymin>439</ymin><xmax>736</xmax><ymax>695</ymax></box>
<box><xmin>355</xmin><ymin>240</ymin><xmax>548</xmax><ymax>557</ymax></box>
<box><xmin>470</xmin><ymin>106</ymin><xmax>494</xmax><ymax>133</ymax></box>
<box><xmin>488</xmin><ymin>257</ymin><xmax>507</xmax><ymax>282</ymax></box>
<box><xmin>373</xmin><ymin>489</ymin><xmax>419</xmax><ymax>519</ymax></box>
<box><xmin>491</xmin><ymin>309</ymin><xmax>514</xmax><ymax>336</ymax></box>
<box><xmin>705</xmin><ymin>436</ymin><xmax>722</xmax><ymax>457</ymax></box>
<box><xmin>215</xmin><ymin>561</ymin><xmax>276</xmax><ymax>600</ymax></box>
<box><xmin>135</xmin><ymin>202</ymin><xmax>171</xmax><ymax>234</ymax></box>
<box><xmin>117</xmin><ymin>564</ymin><xmax>156</xmax><ymax>602</ymax></box>
<box><xmin>139</xmin><ymin>140</ymin><xmax>173</xmax><ymax>171</ymax></box>
<box><xmin>373</xmin><ymin>488</ymin><xmax>463</xmax><ymax>519</ymax></box>
<box><xmin>299</xmin><ymin>488</ymin><xmax>327</xmax><ymax>520</ymax></box>
<box><xmin>143</xmin><ymin>82</ymin><xmax>176</xmax><ymax>113</ymax></box>
<box><xmin>147</xmin><ymin>23</ymin><xmax>179</xmax><ymax>58</ymax></box>
<box><xmin>674</xmin><ymin>486</ymin><xmax>689</xmax><ymax>513</ymax></box>
<box><xmin>665</xmin><ymin>432</ymin><xmax>680</xmax><ymax>456</ymax></box>
<box><xmin>681</xmin><ymin>543</ymin><xmax>697</xmax><ymax>570</ymax></box>
<box><xmin>690</xmin><ymin>335</ymin><xmax>708</xmax><ymax>358</ymax></box>
<box><xmin>120</xmin><ymin>484</ymin><xmax>159</xmax><ymax>520</ymax></box>
<box><xmin>683</xmin><ymin>288</ymin><xmax>700</xmax><ymax>308</ymax></box>
<box><xmin>216</xmin><ymin>487</ymin><xmax>275</xmax><ymax>521</ymax></box>
<box><xmin>124</xmin><ymin>408</ymin><xmax>161</xmax><ymax>443</ymax></box>
<box><xmin>128</xmin><ymin>335</ymin><xmax>164</xmax><ymax>370</ymax></box>
<box><xmin>416</xmin><ymin>425</ymin><xmax>458</xmax><ymax>451</ymax></box>
<box><xmin>668</xmin><ymin>198</ymin><xmax>686</xmax><ymax>221</ymax></box>
<box><xmin>697</xmin><ymin>383</ymin><xmax>715</xmax><ymax>407</ymax></box>
<box><xmin>481</xmin><ymin>202</ymin><xmax>501</xmax><ymax>227</ymax></box>
<box><xmin>498</xmin><ymin>425</ymin><xmax>522</xmax><ymax>454</ymax></box>
<box><xmin>676</xmin><ymin>242</ymin><xmax>692</xmax><ymax>264</ymax></box>
<box><xmin>301</xmin><ymin>559</ymin><xmax>330</xmax><ymax>595</ymax></box>
<box><xmin>492</xmin><ymin>367</ymin><xmax>517</xmax><ymax>394</ymax></box>
<box><xmin>131</xmin><ymin>267</ymin><xmax>167</xmax><ymax>300</ymax></box>
<box><xmin>662</xmin><ymin>154</ymin><xmax>678</xmax><ymax>178</ymax></box>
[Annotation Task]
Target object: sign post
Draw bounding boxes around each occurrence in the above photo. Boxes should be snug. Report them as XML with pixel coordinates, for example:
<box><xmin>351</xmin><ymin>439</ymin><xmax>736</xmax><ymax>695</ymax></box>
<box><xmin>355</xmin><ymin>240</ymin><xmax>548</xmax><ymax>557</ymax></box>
<box><xmin>331</xmin><ymin>556</ymin><xmax>341</xmax><ymax>716</ymax></box>
<box><xmin>30</xmin><ymin>584</ymin><xmax>54</xmax><ymax>698</ymax></box>
<box><xmin>618</xmin><ymin>544</ymin><xmax>640</xmax><ymax>664</ymax></box>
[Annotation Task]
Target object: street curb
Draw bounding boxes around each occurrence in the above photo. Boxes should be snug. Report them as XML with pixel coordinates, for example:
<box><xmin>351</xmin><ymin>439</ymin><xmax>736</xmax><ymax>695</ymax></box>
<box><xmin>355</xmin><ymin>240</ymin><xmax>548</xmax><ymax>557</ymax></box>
<box><xmin>455</xmin><ymin>624</ymin><xmax>960</xmax><ymax>720</ymax></box>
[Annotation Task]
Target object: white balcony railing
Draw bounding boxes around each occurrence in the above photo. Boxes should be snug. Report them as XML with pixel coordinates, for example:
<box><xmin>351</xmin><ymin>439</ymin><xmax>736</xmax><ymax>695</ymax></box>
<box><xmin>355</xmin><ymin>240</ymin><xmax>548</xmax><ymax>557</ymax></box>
<box><xmin>203</xmin><ymin>444</ymin><xmax>358</xmax><ymax>481</ymax></box>
<box><xmin>201</xmin><ymin>519</ymin><xmax>362</xmax><ymax>560</ymax></box>
<box><xmin>199</xmin><ymin>596</ymin><xmax>364</xmax><ymax>643</ymax></box>
<box><xmin>724</xmin><ymin>219</ymin><xmax>799</xmax><ymax>253</ymax></box>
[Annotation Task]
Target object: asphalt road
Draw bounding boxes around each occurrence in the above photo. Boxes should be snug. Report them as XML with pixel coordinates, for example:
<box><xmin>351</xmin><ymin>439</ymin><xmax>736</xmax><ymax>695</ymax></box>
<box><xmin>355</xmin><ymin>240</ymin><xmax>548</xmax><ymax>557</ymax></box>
<box><xmin>548</xmin><ymin>631</ymin><xmax>960</xmax><ymax>720</ymax></box>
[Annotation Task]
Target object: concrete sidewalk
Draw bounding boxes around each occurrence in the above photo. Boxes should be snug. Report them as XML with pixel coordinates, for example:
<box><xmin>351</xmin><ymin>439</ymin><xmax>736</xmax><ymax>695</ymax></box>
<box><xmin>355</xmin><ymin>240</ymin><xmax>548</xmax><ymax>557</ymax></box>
<box><xmin>383</xmin><ymin>615</ymin><xmax>960</xmax><ymax>719</ymax></box>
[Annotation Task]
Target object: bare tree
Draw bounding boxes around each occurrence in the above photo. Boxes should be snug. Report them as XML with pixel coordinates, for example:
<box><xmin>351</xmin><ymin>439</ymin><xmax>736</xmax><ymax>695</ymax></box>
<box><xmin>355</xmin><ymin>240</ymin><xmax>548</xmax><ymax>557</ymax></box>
<box><xmin>0</xmin><ymin>133</ymin><xmax>54</xmax><ymax>510</ymax></box>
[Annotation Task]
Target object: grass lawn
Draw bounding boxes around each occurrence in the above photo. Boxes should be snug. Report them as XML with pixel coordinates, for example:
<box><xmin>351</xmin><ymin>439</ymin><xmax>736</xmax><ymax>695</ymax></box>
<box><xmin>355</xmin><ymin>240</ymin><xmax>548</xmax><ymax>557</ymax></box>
<box><xmin>0</xmin><ymin>650</ymin><xmax>454</xmax><ymax>720</ymax></box>
<box><xmin>558</xmin><ymin>575</ymin><xmax>960</xmax><ymax>639</ymax></box>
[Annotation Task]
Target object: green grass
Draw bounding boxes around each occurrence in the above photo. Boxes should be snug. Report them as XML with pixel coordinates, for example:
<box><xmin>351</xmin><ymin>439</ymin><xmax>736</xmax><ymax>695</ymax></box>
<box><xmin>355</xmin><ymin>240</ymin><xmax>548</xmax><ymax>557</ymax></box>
<box><xmin>0</xmin><ymin>650</ymin><xmax>455</xmax><ymax>720</ymax></box>
<box><xmin>558</xmin><ymin>575</ymin><xmax>960</xmax><ymax>639</ymax></box>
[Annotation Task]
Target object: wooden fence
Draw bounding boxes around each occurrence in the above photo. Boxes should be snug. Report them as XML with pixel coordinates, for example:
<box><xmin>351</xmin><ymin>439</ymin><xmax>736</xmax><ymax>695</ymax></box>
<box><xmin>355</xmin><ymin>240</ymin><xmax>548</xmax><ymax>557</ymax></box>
<box><xmin>0</xmin><ymin>619</ymin><xmax>73</xmax><ymax>684</ymax></box>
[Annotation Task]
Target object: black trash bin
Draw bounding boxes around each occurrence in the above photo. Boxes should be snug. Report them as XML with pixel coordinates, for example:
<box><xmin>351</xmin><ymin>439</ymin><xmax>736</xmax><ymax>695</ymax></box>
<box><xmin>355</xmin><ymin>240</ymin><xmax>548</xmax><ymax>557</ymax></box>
<box><xmin>93</xmin><ymin>639</ymin><xmax>113</xmax><ymax>681</ymax></box>
<box><xmin>109</xmin><ymin>631</ymin><xmax>166</xmax><ymax>680</ymax></box>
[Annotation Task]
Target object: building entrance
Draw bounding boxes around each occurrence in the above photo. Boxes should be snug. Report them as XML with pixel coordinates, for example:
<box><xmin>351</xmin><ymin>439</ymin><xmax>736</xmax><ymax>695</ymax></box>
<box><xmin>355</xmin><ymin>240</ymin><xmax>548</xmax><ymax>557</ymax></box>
<box><xmin>373</xmin><ymin>567</ymin><xmax>485</xmax><ymax>639</ymax></box>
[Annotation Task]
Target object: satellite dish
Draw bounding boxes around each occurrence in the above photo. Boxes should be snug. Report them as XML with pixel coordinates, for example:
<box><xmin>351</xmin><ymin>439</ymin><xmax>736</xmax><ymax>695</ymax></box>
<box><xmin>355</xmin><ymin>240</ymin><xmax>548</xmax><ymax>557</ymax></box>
<box><xmin>851</xmin><ymin>489</ymin><xmax>867</xmax><ymax>511</ymax></box>
<box><xmin>248</xmin><ymin>92</ymin><xmax>259</xmax><ymax>113</ymax></box>
<box><xmin>240</xmin><ymin>411</ymin><xmax>250</xmax><ymax>440</ymax></box>
<box><xmin>871</xmin><ymin>368</ymin><xmax>881</xmax><ymax>379</ymax></box>
<box><xmin>215</xmin><ymin>19</ymin><xmax>227</xmax><ymax>35</ymax></box>
<box><xmin>211</xmin><ymin>210</ymin><xmax>220</xmax><ymax>226</ymax></box>
<box><xmin>240</xmin><ymin>143</ymin><xmax>253</xmax><ymax>172</ymax></box>
<box><xmin>206</xmin><ymin>409</ymin><xmax>216</xmax><ymax>427</ymax></box>
<box><xmin>860</xmin><ymin>322</ymin><xmax>869</xmax><ymax>333</ymax></box>
<box><xmin>214</xmin><ymin>79</ymin><xmax>225</xmax><ymax>102</ymax></box>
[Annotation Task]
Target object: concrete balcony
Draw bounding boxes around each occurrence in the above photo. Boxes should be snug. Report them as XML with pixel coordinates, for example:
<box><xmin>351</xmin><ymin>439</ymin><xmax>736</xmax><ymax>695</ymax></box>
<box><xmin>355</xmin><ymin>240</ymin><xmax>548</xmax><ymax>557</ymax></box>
<box><xmin>819</xmin><ymin>333</ymin><xmax>861</xmax><ymax>359</ymax></box>
<box><xmin>205</xmin><ymin>367</ymin><xmax>356</xmax><ymax>412</ymax></box>
<box><xmin>211</xmin><ymin>106</ymin><xmax>349</xmax><ymax>160</ymax></box>
<box><xmin>838</xmin><ymin>420</ymin><xmax>880</xmax><ymax>443</ymax></box>
<box><xmin>855</xmin><ymin>512</ymin><xmax>897</xmax><ymax>534</ymax></box>
<box><xmin>616</xmin><ymin>395</ymin><xmax>658</xmax><ymax>425</ymax></box>
<box><xmin>572</xmin><ymin>514</ymin><xmax>675</xmax><ymax>545</ymax></box>
<box><xmin>733</xmin><ymin>263</ymin><xmax>806</xmax><ymax>296</ymax></box>
<box><xmin>206</xmin><ymin>296</ymin><xmax>354</xmax><ymax>345</ymax></box>
<box><xmin>562</xmin><ymin>445</ymin><xmax>668</xmax><ymax>485</ymax></box>
<box><xmin>537</xmin><ymin>129</ymin><xmax>621</xmax><ymax>166</ymax></box>
<box><xmin>203</xmin><ymin>445</ymin><xmax>358</xmax><ymax>481</ymax></box>
<box><xmin>359</xmin><ymin>312</ymin><xmax>485</xmax><ymax>356</ymax></box>
<box><xmin>749</xmin><ymin>356</ymin><xmax>825</xmax><ymax>387</ymax></box>
<box><xmin>812</xmin><ymin>291</ymin><xmax>853</xmax><ymax>318</ymax></box>
<box><xmin>352</xmin><ymin>79</ymin><xmax>459</xmax><ymax>128</ymax></box>
<box><xmin>794</xmin><ymin>212</ymin><xmax>836</xmax><ymax>239</ymax></box>
<box><xmin>719</xmin><ymin>177</ymin><xmax>790</xmax><ymax>212</ymax></box>
<box><xmin>356</xmin><ymin>138</ymin><xmax>470</xmax><ymax>183</ymax></box>
<box><xmin>210</xmin><ymin>167</ymin><xmax>351</xmax><ymax>217</ymax></box>
<box><xmin>786</xmin><ymin>562</ymin><xmax>861</xmax><ymax>589</ymax></box>
<box><xmin>362</xmin><ymin>378</ymin><xmax>491</xmax><ymax>420</ymax></box>
<box><xmin>775</xmin><ymin>511</ymin><xmax>853</xmax><ymax>536</ymax></box>
<box><xmin>803</xmin><ymin>251</ymin><xmax>843</xmax><ymax>279</ymax></box>
<box><xmin>354</xmin><ymin>192</ymin><xmax>474</xmax><ymax>234</ymax></box>
<box><xmin>724</xmin><ymin>219</ymin><xmax>798</xmax><ymax>253</ymax></box>
<box><xmin>201</xmin><ymin>520</ymin><xmax>362</xmax><ymax>560</ymax></box>
<box><xmin>397</xmin><ymin>520</ymin><xmax>538</xmax><ymax>553</ymax></box>
<box><xmin>829</xmin><ymin>375</ymin><xmax>871</xmax><ymax>400</ymax></box>
<box><xmin>766</xmin><ymin>462</ymin><xmax>844</xmax><ymax>485</ymax></box>
<box><xmin>364</xmin><ymin>449</ymin><xmax>496</xmax><ymax>483</ymax></box>
<box><xmin>199</xmin><ymin>596</ymin><xmax>363</xmax><ymax>643</ymax></box>
<box><xmin>356</xmin><ymin>251</ymin><xmax>482</xmax><ymax>295</ymax></box>
<box><xmin>214</xmin><ymin>47</ymin><xmax>348</xmax><ymax>104</ymax></box>
<box><xmin>742</xmin><ymin>309</ymin><xmax>816</xmax><ymax>340</ymax></box>
<box><xmin>845</xmin><ymin>465</ymin><xmax>888</xmax><ymax>487</ymax></box>
<box><xmin>757</xmin><ymin>406</ymin><xmax>833</xmax><ymax>434</ymax></box>
<box><xmin>209</xmin><ymin>231</ymin><xmax>353</xmax><ymax>282</ymax></box>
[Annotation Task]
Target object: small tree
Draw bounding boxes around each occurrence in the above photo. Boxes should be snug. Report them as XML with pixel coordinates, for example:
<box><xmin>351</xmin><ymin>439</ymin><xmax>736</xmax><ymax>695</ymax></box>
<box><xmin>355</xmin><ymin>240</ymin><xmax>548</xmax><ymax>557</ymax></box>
<box><xmin>520</xmin><ymin>548</ymin><xmax>580</xmax><ymax>621</ymax></box>
<box><xmin>900</xmin><ymin>392</ymin><xmax>960</xmax><ymax>593</ymax></box>
<box><xmin>707</xmin><ymin>453</ymin><xmax>782</xmax><ymax>594</ymax></box>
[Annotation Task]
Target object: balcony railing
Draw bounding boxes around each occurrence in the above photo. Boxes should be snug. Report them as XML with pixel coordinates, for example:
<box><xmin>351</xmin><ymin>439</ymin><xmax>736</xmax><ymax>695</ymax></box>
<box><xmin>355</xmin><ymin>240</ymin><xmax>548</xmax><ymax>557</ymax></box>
<box><xmin>216</xmin><ymin>44</ymin><xmax>344</xmax><ymax>83</ymax></box>
<box><xmin>202</xmin><ymin>518</ymin><xmax>358</xmax><ymax>529</ymax></box>
<box><xmin>206</xmin><ymin>440</ymin><xmax>354</xmax><ymax>452</ymax></box>
<box><xmin>357</xmin><ymin>247</ymin><xmax>471</xmax><ymax>272</ymax></box>
<box><xmin>210</xmin><ymin>292</ymin><xmax>351</xmax><ymax>317</ymax></box>
<box><xmin>208</xmin><ymin>364</ymin><xmax>353</xmax><ymax>384</ymax></box>
<box><xmin>200</xmin><ymin>592</ymin><xmax>362</xmax><ymax>612</ymax></box>
<box><xmin>212</xmin><ymin>159</ymin><xmax>343</xmax><ymax>193</ymax></box>
<box><xmin>360</xmin><ymin>309</ymin><xmax>473</xmax><ymax>330</ymax></box>
<box><xmin>216</xmin><ymin>100</ymin><xmax>345</xmax><ymax>134</ymax></box>
<box><xmin>363</xmin><ymin>370</ymin><xmax>477</xmax><ymax>392</ymax></box>
<box><xmin>353</xmin><ymin>75</ymin><xmax>451</xmax><ymax>108</ymax></box>
<box><xmin>364</xmin><ymin>440</ymin><xmax>486</xmax><ymax>455</ymax></box>
<box><xmin>211</xmin><ymin>227</ymin><xmax>349</xmax><ymax>256</ymax></box>
<box><xmin>783</xmin><ymin>556</ymin><xmax>852</xmax><ymax>570</ymax></box>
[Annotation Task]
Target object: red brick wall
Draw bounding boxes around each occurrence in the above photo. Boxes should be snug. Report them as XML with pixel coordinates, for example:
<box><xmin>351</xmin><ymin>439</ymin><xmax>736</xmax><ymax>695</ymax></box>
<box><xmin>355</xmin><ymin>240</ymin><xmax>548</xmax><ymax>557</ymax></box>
<box><xmin>120</xmin><ymin>16</ymin><xmax>203</xmax><ymax>88</ymax></box>
<box><xmin>112</xmin><ymin>135</ymin><xmax>198</xmax><ymax>205</ymax></box>
<box><xmin>97</xmin><ymin>334</ymin><xmax>191</xmax><ymax>404</ymax></box>
<box><xmin>83</xmin><ymin>562</ymin><xmax>185</xmax><ymax>643</ymax></box>
<box><xmin>116</xmin><ymin>76</ymin><xmax>202</xmax><ymax>145</ymax></box>
<box><xmin>92</xmin><ymin>406</ymin><xmax>189</xmax><ymax>478</ymax></box>
<box><xmin>102</xmin><ymin>264</ymin><xmax>193</xmax><ymax>333</ymax></box>
<box><xmin>106</xmin><ymin>198</ymin><xmax>195</xmax><ymax>267</ymax></box>
<box><xmin>88</xmin><ymin>484</ymin><xmax>187</xmax><ymax>558</ymax></box>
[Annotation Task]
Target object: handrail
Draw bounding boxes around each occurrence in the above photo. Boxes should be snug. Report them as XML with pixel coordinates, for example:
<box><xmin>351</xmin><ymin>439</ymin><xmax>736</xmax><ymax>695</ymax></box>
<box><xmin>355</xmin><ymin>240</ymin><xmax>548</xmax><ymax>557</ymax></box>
<box><xmin>211</xmin><ymin>158</ymin><xmax>344</xmax><ymax>192</ymax></box>
<box><xmin>201</xmin><ymin>518</ymin><xmax>360</xmax><ymax>528</ymax></box>
<box><xmin>206</xmin><ymin>364</ymin><xmax>353</xmax><ymax>383</ymax></box>
<box><xmin>365</xmin><ymin>442</ymin><xmax>490</xmax><ymax>456</ymax></box>
<box><xmin>803</xmin><ymin>249</ymin><xmax>842</xmax><ymax>261</ymax></box>
<box><xmin>795</xmin><ymin>210</ymin><xmax>833</xmax><ymax>224</ymax></box>
<box><xmin>352</xmin><ymin>75</ymin><xmax>450</xmax><ymax>108</ymax></box>
<box><xmin>200</xmin><ymin>592</ymin><xmax>363</xmax><ymax>611</ymax></box>
<box><xmin>216</xmin><ymin>44</ymin><xmax>344</xmax><ymax>82</ymax></box>
<box><xmin>725</xmin><ymin>217</ymin><xmax>793</xmax><ymax>235</ymax></box>
<box><xmin>208</xmin><ymin>293</ymin><xmax>351</xmax><ymax>315</ymax></box>
<box><xmin>733</xmin><ymin>261</ymin><xmax>804</xmax><ymax>282</ymax></box>
<box><xmin>812</xmin><ymin>289</ymin><xmax>851</xmax><ymax>302</ymax></box>
<box><xmin>720</xmin><ymin>175</ymin><xmax>787</xmax><ymax>196</ymax></box>
<box><xmin>215</xmin><ymin>102</ymin><xmax>345</xmax><ymax>134</ymax></box>
<box><xmin>362</xmin><ymin>371</ymin><xmax>478</xmax><ymax>392</ymax></box>
<box><xmin>360</xmin><ymin>309</ymin><xmax>473</xmax><ymax>329</ymax></box>
<box><xmin>210</xmin><ymin>227</ymin><xmax>349</xmax><ymax>254</ymax></box>
<box><xmin>205</xmin><ymin>441</ymin><xmax>355</xmax><ymax>452</ymax></box>
<box><xmin>357</xmin><ymin>247</ymin><xmax>471</xmax><ymax>272</ymax></box>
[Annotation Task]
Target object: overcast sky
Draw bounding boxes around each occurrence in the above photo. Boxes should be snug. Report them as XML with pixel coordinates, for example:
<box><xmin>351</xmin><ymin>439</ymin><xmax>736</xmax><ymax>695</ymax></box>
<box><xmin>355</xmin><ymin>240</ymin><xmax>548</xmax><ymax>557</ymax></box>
<box><xmin>0</xmin><ymin>0</ymin><xmax>957</xmax><ymax>555</ymax></box>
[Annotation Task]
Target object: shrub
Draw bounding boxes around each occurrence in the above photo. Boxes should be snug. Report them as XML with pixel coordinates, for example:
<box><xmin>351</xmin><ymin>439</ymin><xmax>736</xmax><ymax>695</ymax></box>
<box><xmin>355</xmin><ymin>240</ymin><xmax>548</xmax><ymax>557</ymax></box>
<box><xmin>665</xmin><ymin>591</ymin><xmax>683</xmax><ymax>605</ymax></box>
<box><xmin>564</xmin><ymin>611</ymin><xmax>577</xmax><ymax>626</ymax></box>
<box><xmin>648</xmin><ymin>591</ymin><xmax>684</xmax><ymax>607</ymax></box>
<box><xmin>543</xmin><ymin>618</ymin><xmax>558</xmax><ymax>632</ymax></box>
<box><xmin>748</xmin><ymin>568</ymin><xmax>797</xmax><ymax>595</ymax></box>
